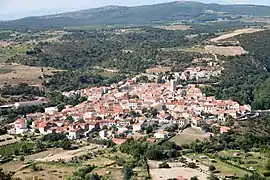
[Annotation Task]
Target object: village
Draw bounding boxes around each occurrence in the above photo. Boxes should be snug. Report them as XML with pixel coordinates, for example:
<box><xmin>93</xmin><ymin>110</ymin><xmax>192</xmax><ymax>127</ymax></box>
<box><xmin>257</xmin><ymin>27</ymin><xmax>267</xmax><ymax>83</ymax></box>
<box><xmin>6</xmin><ymin>69</ymin><xmax>251</xmax><ymax>143</ymax></box>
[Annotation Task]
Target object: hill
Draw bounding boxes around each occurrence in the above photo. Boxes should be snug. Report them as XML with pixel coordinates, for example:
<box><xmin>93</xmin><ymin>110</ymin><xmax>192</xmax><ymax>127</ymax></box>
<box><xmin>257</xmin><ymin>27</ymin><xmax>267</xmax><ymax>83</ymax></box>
<box><xmin>1</xmin><ymin>1</ymin><xmax>270</xmax><ymax>29</ymax></box>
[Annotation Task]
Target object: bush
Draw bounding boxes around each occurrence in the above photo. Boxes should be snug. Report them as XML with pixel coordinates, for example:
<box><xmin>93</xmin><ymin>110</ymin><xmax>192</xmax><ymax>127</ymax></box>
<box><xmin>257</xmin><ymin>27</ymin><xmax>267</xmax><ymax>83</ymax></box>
<box><xmin>263</xmin><ymin>171</ymin><xmax>270</xmax><ymax>177</ymax></box>
<box><xmin>30</xmin><ymin>163</ymin><xmax>43</xmax><ymax>171</ymax></box>
<box><xmin>209</xmin><ymin>165</ymin><xmax>216</xmax><ymax>172</ymax></box>
<box><xmin>187</xmin><ymin>162</ymin><xmax>197</xmax><ymax>169</ymax></box>
<box><xmin>159</xmin><ymin>162</ymin><xmax>170</xmax><ymax>168</ymax></box>
<box><xmin>19</xmin><ymin>156</ymin><xmax>25</xmax><ymax>161</ymax></box>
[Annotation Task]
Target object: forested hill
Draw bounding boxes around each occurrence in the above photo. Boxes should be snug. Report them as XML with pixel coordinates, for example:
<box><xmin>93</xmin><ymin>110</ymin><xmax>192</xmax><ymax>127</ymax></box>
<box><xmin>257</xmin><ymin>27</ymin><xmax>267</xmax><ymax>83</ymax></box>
<box><xmin>203</xmin><ymin>30</ymin><xmax>270</xmax><ymax>110</ymax></box>
<box><xmin>1</xmin><ymin>1</ymin><xmax>270</xmax><ymax>29</ymax></box>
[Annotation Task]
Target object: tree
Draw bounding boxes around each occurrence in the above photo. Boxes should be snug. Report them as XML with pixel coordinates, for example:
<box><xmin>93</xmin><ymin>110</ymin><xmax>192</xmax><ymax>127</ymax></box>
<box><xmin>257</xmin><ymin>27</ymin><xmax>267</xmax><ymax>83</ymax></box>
<box><xmin>19</xmin><ymin>156</ymin><xmax>25</xmax><ymax>161</ymax></box>
<box><xmin>66</xmin><ymin>116</ymin><xmax>75</xmax><ymax>123</ymax></box>
<box><xmin>123</xmin><ymin>165</ymin><xmax>133</xmax><ymax>180</ymax></box>
<box><xmin>207</xmin><ymin>173</ymin><xmax>219</xmax><ymax>180</ymax></box>
<box><xmin>20</xmin><ymin>143</ymin><xmax>28</xmax><ymax>154</ymax></box>
<box><xmin>57</xmin><ymin>103</ymin><xmax>65</xmax><ymax>112</ymax></box>
<box><xmin>190</xmin><ymin>177</ymin><xmax>199</xmax><ymax>180</ymax></box>
<box><xmin>240</xmin><ymin>172</ymin><xmax>266</xmax><ymax>180</ymax></box>
<box><xmin>209</xmin><ymin>165</ymin><xmax>216</xmax><ymax>172</ymax></box>
<box><xmin>187</xmin><ymin>162</ymin><xmax>197</xmax><ymax>169</ymax></box>
<box><xmin>265</xmin><ymin>160</ymin><xmax>270</xmax><ymax>170</ymax></box>
<box><xmin>159</xmin><ymin>162</ymin><xmax>170</xmax><ymax>168</ymax></box>
<box><xmin>85</xmin><ymin>173</ymin><xmax>101</xmax><ymax>180</ymax></box>
<box><xmin>13</xmin><ymin>148</ymin><xmax>19</xmax><ymax>156</ymax></box>
<box><xmin>59</xmin><ymin>138</ymin><xmax>72</xmax><ymax>150</ymax></box>
<box><xmin>35</xmin><ymin>140</ymin><xmax>44</xmax><ymax>151</ymax></box>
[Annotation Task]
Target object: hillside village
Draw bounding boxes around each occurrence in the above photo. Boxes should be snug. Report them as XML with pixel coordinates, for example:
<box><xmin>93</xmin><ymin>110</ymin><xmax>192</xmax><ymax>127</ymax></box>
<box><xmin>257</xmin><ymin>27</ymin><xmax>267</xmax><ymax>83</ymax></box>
<box><xmin>7</xmin><ymin>69</ymin><xmax>251</xmax><ymax>143</ymax></box>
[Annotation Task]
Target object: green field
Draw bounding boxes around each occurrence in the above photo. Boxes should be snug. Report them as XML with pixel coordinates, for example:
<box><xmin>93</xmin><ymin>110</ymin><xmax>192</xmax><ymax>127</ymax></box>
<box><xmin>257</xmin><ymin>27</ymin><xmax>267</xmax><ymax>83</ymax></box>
<box><xmin>187</xmin><ymin>153</ymin><xmax>250</xmax><ymax>177</ymax></box>
<box><xmin>0</xmin><ymin>142</ymin><xmax>35</xmax><ymax>156</ymax></box>
<box><xmin>218</xmin><ymin>150</ymin><xmax>269</xmax><ymax>174</ymax></box>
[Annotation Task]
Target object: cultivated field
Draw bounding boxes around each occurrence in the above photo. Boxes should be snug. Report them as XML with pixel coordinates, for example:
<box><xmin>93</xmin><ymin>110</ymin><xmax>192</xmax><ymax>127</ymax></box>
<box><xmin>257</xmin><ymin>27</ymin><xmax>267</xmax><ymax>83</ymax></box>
<box><xmin>170</xmin><ymin>128</ymin><xmax>210</xmax><ymax>145</ymax></box>
<box><xmin>148</xmin><ymin>160</ymin><xmax>208</xmax><ymax>180</ymax></box>
<box><xmin>210</xmin><ymin>28</ymin><xmax>263</xmax><ymax>42</ymax></box>
<box><xmin>0</xmin><ymin>64</ymin><xmax>62</xmax><ymax>87</ymax></box>
<box><xmin>156</xmin><ymin>25</ymin><xmax>191</xmax><ymax>31</ymax></box>
<box><xmin>186</xmin><ymin>153</ymin><xmax>249</xmax><ymax>178</ymax></box>
<box><xmin>205</xmin><ymin>45</ymin><xmax>247</xmax><ymax>56</ymax></box>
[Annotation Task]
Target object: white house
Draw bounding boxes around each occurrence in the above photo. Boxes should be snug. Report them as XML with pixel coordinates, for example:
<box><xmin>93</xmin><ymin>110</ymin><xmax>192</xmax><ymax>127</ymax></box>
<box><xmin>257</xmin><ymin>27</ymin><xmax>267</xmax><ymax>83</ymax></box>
<box><xmin>9</xmin><ymin>118</ymin><xmax>28</xmax><ymax>134</ymax></box>
<box><xmin>45</xmin><ymin>107</ymin><xmax>58</xmax><ymax>115</ymax></box>
<box><xmin>154</xmin><ymin>131</ymin><xmax>169</xmax><ymax>139</ymax></box>
<box><xmin>133</xmin><ymin>123</ymin><xmax>143</xmax><ymax>132</ymax></box>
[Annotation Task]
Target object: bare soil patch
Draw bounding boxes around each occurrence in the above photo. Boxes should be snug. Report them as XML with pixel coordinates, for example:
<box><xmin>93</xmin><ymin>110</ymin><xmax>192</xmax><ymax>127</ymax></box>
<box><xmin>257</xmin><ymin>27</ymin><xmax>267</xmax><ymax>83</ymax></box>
<box><xmin>146</xmin><ymin>67</ymin><xmax>171</xmax><ymax>74</ymax></box>
<box><xmin>35</xmin><ymin>145</ymin><xmax>98</xmax><ymax>162</ymax></box>
<box><xmin>205</xmin><ymin>45</ymin><xmax>247</xmax><ymax>56</ymax></box>
<box><xmin>148</xmin><ymin>160</ymin><xmax>208</xmax><ymax>180</ymax></box>
<box><xmin>156</xmin><ymin>25</ymin><xmax>191</xmax><ymax>31</ymax></box>
<box><xmin>210</xmin><ymin>28</ymin><xmax>263</xmax><ymax>42</ymax></box>
<box><xmin>0</xmin><ymin>64</ymin><xmax>61</xmax><ymax>87</ymax></box>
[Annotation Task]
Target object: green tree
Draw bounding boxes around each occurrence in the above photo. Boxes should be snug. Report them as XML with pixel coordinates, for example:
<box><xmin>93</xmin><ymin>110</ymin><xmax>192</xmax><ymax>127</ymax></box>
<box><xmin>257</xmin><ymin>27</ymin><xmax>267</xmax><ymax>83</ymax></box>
<box><xmin>207</xmin><ymin>173</ymin><xmax>219</xmax><ymax>180</ymax></box>
<box><xmin>59</xmin><ymin>138</ymin><xmax>72</xmax><ymax>150</ymax></box>
<box><xmin>190</xmin><ymin>177</ymin><xmax>199</xmax><ymax>180</ymax></box>
<box><xmin>209</xmin><ymin>165</ymin><xmax>216</xmax><ymax>172</ymax></box>
<box><xmin>20</xmin><ymin>143</ymin><xmax>28</xmax><ymax>154</ymax></box>
<box><xmin>123</xmin><ymin>165</ymin><xmax>133</xmax><ymax>180</ymax></box>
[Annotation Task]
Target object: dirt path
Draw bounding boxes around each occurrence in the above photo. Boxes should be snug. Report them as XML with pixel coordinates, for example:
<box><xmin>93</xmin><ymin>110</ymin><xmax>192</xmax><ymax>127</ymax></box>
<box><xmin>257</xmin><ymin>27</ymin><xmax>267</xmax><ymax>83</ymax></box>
<box><xmin>210</xmin><ymin>28</ymin><xmax>263</xmax><ymax>42</ymax></box>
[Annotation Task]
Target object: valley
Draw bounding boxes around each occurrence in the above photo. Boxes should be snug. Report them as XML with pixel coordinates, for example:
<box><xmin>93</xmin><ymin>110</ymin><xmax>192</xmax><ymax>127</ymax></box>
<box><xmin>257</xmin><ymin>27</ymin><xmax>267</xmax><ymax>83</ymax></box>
<box><xmin>0</xmin><ymin>1</ymin><xmax>270</xmax><ymax>180</ymax></box>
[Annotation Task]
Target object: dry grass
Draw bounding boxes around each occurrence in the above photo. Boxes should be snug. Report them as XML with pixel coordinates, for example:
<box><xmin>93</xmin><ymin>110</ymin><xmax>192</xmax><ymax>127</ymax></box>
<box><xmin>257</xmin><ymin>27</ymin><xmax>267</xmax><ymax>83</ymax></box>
<box><xmin>156</xmin><ymin>25</ymin><xmax>191</xmax><ymax>31</ymax></box>
<box><xmin>170</xmin><ymin>128</ymin><xmax>209</xmax><ymax>145</ymax></box>
<box><xmin>13</xmin><ymin>163</ymin><xmax>75</xmax><ymax>180</ymax></box>
<box><xmin>210</xmin><ymin>28</ymin><xmax>263</xmax><ymax>42</ymax></box>
<box><xmin>148</xmin><ymin>160</ymin><xmax>208</xmax><ymax>180</ymax></box>
<box><xmin>35</xmin><ymin>145</ymin><xmax>99</xmax><ymax>162</ymax></box>
<box><xmin>205</xmin><ymin>45</ymin><xmax>247</xmax><ymax>56</ymax></box>
<box><xmin>84</xmin><ymin>156</ymin><xmax>116</xmax><ymax>167</ymax></box>
<box><xmin>0</xmin><ymin>64</ymin><xmax>62</xmax><ymax>87</ymax></box>
<box><xmin>146</xmin><ymin>67</ymin><xmax>171</xmax><ymax>74</ymax></box>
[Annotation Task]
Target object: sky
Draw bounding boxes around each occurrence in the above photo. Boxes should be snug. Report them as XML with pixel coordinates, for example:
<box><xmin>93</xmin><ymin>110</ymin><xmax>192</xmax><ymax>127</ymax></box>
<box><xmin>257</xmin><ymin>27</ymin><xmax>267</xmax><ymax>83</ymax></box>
<box><xmin>0</xmin><ymin>0</ymin><xmax>269</xmax><ymax>20</ymax></box>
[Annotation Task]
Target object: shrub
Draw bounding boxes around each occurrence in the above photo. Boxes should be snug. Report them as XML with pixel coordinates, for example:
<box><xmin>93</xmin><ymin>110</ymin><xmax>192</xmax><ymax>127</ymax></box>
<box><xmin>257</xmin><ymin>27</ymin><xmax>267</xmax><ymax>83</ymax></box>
<box><xmin>19</xmin><ymin>156</ymin><xmax>25</xmax><ymax>161</ymax></box>
<box><xmin>263</xmin><ymin>171</ymin><xmax>270</xmax><ymax>177</ymax></box>
<box><xmin>209</xmin><ymin>165</ymin><xmax>216</xmax><ymax>172</ymax></box>
<box><xmin>159</xmin><ymin>162</ymin><xmax>170</xmax><ymax>168</ymax></box>
<box><xmin>187</xmin><ymin>162</ymin><xmax>197</xmax><ymax>169</ymax></box>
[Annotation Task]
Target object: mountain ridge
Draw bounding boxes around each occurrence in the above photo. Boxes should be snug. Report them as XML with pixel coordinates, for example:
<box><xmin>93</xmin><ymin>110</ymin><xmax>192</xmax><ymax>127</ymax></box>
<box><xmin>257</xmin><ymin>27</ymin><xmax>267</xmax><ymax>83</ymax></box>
<box><xmin>1</xmin><ymin>1</ymin><xmax>270</xmax><ymax>29</ymax></box>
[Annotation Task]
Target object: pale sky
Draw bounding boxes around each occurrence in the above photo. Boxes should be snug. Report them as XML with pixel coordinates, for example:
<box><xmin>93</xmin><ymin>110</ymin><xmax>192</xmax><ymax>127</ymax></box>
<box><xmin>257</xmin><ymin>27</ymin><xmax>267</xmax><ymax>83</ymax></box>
<box><xmin>0</xmin><ymin>0</ymin><xmax>269</xmax><ymax>20</ymax></box>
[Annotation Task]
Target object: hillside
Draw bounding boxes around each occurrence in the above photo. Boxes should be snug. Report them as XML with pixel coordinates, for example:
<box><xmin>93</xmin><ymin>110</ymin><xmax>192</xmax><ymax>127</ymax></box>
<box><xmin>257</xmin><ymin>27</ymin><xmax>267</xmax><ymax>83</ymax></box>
<box><xmin>203</xmin><ymin>30</ymin><xmax>270</xmax><ymax>110</ymax></box>
<box><xmin>1</xmin><ymin>1</ymin><xmax>270</xmax><ymax>29</ymax></box>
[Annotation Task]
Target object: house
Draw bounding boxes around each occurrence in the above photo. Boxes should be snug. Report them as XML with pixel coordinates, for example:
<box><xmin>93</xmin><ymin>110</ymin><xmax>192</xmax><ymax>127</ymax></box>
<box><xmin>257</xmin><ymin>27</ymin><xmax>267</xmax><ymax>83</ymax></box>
<box><xmin>154</xmin><ymin>131</ymin><xmax>169</xmax><ymax>139</ymax></box>
<box><xmin>192</xmin><ymin>117</ymin><xmax>204</xmax><ymax>127</ymax></box>
<box><xmin>133</xmin><ymin>123</ymin><xmax>144</xmax><ymax>132</ymax></box>
<box><xmin>45</xmin><ymin>107</ymin><xmax>58</xmax><ymax>115</ymax></box>
<box><xmin>68</xmin><ymin>128</ymin><xmax>84</xmax><ymax>140</ymax></box>
<box><xmin>174</xmin><ymin>118</ymin><xmax>188</xmax><ymax>128</ymax></box>
<box><xmin>38</xmin><ymin>121</ymin><xmax>50</xmax><ymax>134</ymax></box>
<box><xmin>10</xmin><ymin>118</ymin><xmax>28</xmax><ymax>134</ymax></box>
